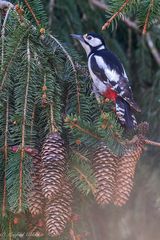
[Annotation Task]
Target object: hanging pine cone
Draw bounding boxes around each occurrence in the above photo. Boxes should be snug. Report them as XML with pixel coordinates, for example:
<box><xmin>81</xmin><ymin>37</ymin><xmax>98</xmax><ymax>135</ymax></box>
<box><xmin>28</xmin><ymin>219</ymin><xmax>45</xmax><ymax>238</ymax></box>
<box><xmin>113</xmin><ymin>135</ymin><xmax>145</xmax><ymax>206</ymax></box>
<box><xmin>27</xmin><ymin>153</ymin><xmax>44</xmax><ymax>216</ymax></box>
<box><xmin>45</xmin><ymin>178</ymin><xmax>73</xmax><ymax>237</ymax></box>
<box><xmin>93</xmin><ymin>144</ymin><xmax>117</xmax><ymax>206</ymax></box>
<box><xmin>137</xmin><ymin>122</ymin><xmax>149</xmax><ymax>136</ymax></box>
<box><xmin>27</xmin><ymin>189</ymin><xmax>44</xmax><ymax>217</ymax></box>
<box><xmin>41</xmin><ymin>132</ymin><xmax>67</xmax><ymax>200</ymax></box>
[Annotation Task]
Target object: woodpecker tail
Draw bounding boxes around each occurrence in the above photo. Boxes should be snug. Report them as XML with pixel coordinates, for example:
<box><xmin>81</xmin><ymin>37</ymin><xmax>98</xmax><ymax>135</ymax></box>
<box><xmin>116</xmin><ymin>96</ymin><xmax>137</xmax><ymax>129</ymax></box>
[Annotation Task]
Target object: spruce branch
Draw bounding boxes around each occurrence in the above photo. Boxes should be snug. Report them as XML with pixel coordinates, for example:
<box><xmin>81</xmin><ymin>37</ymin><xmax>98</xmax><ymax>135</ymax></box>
<box><xmin>102</xmin><ymin>0</ymin><xmax>130</xmax><ymax>30</ymax></box>
<box><xmin>142</xmin><ymin>0</ymin><xmax>154</xmax><ymax>35</ymax></box>
<box><xmin>0</xmin><ymin>27</ymin><xmax>31</xmax><ymax>91</ymax></box>
<box><xmin>91</xmin><ymin>0</ymin><xmax>139</xmax><ymax>31</ymax></box>
<box><xmin>65</xmin><ymin>118</ymin><xmax>101</xmax><ymax>140</ymax></box>
<box><xmin>30</xmin><ymin>104</ymin><xmax>36</xmax><ymax>144</ymax></box>
<box><xmin>71</xmin><ymin>149</ymin><xmax>89</xmax><ymax>162</ymax></box>
<box><xmin>145</xmin><ymin>139</ymin><xmax>160</xmax><ymax>147</ymax></box>
<box><xmin>2</xmin><ymin>99</ymin><xmax>9</xmax><ymax>217</ymax></box>
<box><xmin>1</xmin><ymin>5</ymin><xmax>12</xmax><ymax>72</ymax></box>
<box><xmin>74</xmin><ymin>166</ymin><xmax>96</xmax><ymax>194</ymax></box>
<box><xmin>19</xmin><ymin>38</ymin><xmax>31</xmax><ymax>213</ymax></box>
<box><xmin>49</xmin><ymin>34</ymin><xmax>81</xmax><ymax>115</ymax></box>
<box><xmin>23</xmin><ymin>0</ymin><xmax>40</xmax><ymax>26</ymax></box>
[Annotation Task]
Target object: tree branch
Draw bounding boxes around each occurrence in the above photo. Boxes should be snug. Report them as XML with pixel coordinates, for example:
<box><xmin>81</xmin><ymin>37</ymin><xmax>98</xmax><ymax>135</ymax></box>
<box><xmin>142</xmin><ymin>0</ymin><xmax>154</xmax><ymax>35</ymax></box>
<box><xmin>74</xmin><ymin>166</ymin><xmax>96</xmax><ymax>194</ymax></box>
<box><xmin>65</xmin><ymin>118</ymin><xmax>101</xmax><ymax>140</ymax></box>
<box><xmin>49</xmin><ymin>34</ymin><xmax>81</xmax><ymax>115</ymax></box>
<box><xmin>23</xmin><ymin>0</ymin><xmax>40</xmax><ymax>26</ymax></box>
<box><xmin>48</xmin><ymin>0</ymin><xmax>55</xmax><ymax>28</ymax></box>
<box><xmin>2</xmin><ymin>99</ymin><xmax>9</xmax><ymax>217</ymax></box>
<box><xmin>90</xmin><ymin>0</ymin><xmax>160</xmax><ymax>66</ymax></box>
<box><xmin>19</xmin><ymin>38</ymin><xmax>31</xmax><ymax>213</ymax></box>
<box><xmin>90</xmin><ymin>0</ymin><xmax>139</xmax><ymax>31</ymax></box>
<box><xmin>1</xmin><ymin>5</ymin><xmax>12</xmax><ymax>72</ymax></box>
<box><xmin>146</xmin><ymin>32</ymin><xmax>160</xmax><ymax>66</ymax></box>
<box><xmin>102</xmin><ymin>0</ymin><xmax>130</xmax><ymax>30</ymax></box>
<box><xmin>145</xmin><ymin>139</ymin><xmax>160</xmax><ymax>147</ymax></box>
<box><xmin>50</xmin><ymin>103</ymin><xmax>58</xmax><ymax>132</ymax></box>
<box><xmin>0</xmin><ymin>27</ymin><xmax>31</xmax><ymax>91</ymax></box>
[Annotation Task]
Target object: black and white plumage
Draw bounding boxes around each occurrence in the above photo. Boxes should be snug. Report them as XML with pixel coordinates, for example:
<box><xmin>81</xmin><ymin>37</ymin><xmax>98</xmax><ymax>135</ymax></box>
<box><xmin>71</xmin><ymin>32</ymin><xmax>141</xmax><ymax>128</ymax></box>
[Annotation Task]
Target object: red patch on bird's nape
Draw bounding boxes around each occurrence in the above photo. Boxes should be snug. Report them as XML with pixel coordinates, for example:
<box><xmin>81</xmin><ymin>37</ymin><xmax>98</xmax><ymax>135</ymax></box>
<box><xmin>102</xmin><ymin>88</ymin><xmax>117</xmax><ymax>102</ymax></box>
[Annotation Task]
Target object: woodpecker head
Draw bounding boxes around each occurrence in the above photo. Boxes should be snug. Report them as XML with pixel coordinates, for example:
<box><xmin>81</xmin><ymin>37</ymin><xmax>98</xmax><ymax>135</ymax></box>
<box><xmin>71</xmin><ymin>32</ymin><xmax>106</xmax><ymax>56</ymax></box>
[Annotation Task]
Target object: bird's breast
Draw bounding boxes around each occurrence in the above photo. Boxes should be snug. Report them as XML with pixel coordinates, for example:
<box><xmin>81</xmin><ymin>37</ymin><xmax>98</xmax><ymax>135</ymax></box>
<box><xmin>88</xmin><ymin>55</ymin><xmax>107</xmax><ymax>93</ymax></box>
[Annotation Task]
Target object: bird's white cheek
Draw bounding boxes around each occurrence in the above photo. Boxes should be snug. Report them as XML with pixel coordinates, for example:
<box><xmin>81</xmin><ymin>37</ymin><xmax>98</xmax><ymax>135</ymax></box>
<box><xmin>80</xmin><ymin>41</ymin><xmax>91</xmax><ymax>56</ymax></box>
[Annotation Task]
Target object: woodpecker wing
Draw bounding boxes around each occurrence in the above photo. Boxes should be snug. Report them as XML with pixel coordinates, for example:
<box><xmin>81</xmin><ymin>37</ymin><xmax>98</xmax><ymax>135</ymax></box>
<box><xmin>90</xmin><ymin>50</ymin><xmax>141</xmax><ymax>112</ymax></box>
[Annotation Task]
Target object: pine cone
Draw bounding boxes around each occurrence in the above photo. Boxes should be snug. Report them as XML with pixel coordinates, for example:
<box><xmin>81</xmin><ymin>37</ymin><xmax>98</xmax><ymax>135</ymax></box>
<box><xmin>41</xmin><ymin>132</ymin><xmax>67</xmax><ymax>200</ymax></box>
<box><xmin>137</xmin><ymin>122</ymin><xmax>149</xmax><ymax>136</ymax></box>
<box><xmin>27</xmin><ymin>154</ymin><xmax>44</xmax><ymax>216</ymax></box>
<box><xmin>114</xmin><ymin>136</ymin><xmax>145</xmax><ymax>206</ymax></box>
<box><xmin>93</xmin><ymin>144</ymin><xmax>117</xmax><ymax>206</ymax></box>
<box><xmin>28</xmin><ymin>219</ymin><xmax>45</xmax><ymax>238</ymax></box>
<box><xmin>27</xmin><ymin>190</ymin><xmax>44</xmax><ymax>216</ymax></box>
<box><xmin>45</xmin><ymin>179</ymin><xmax>73</xmax><ymax>237</ymax></box>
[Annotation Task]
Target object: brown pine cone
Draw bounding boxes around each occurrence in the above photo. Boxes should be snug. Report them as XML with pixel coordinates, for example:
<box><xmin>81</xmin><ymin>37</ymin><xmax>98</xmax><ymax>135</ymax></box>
<box><xmin>45</xmin><ymin>179</ymin><xmax>73</xmax><ymax>237</ymax></box>
<box><xmin>93</xmin><ymin>144</ymin><xmax>117</xmax><ymax>206</ymax></box>
<box><xmin>27</xmin><ymin>153</ymin><xmax>44</xmax><ymax>216</ymax></box>
<box><xmin>113</xmin><ymin>136</ymin><xmax>145</xmax><ymax>206</ymax></box>
<box><xmin>41</xmin><ymin>132</ymin><xmax>67</xmax><ymax>200</ymax></box>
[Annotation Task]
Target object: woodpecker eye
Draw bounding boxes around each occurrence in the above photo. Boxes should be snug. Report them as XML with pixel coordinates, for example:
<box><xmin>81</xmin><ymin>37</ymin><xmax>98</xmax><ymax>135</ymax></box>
<box><xmin>86</xmin><ymin>35</ymin><xmax>92</xmax><ymax>40</ymax></box>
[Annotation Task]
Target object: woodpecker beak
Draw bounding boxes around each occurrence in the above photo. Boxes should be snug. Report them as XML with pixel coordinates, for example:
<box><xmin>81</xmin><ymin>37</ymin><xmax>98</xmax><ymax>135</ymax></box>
<box><xmin>70</xmin><ymin>34</ymin><xmax>84</xmax><ymax>42</ymax></box>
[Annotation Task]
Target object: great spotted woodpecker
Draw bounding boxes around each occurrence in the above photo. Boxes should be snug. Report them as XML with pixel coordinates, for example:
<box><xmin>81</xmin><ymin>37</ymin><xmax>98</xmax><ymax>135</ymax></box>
<box><xmin>71</xmin><ymin>32</ymin><xmax>141</xmax><ymax>128</ymax></box>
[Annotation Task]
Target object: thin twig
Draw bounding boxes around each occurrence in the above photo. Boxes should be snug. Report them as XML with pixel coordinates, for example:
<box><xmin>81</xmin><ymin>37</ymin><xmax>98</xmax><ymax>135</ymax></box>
<box><xmin>49</xmin><ymin>34</ymin><xmax>81</xmax><ymax>115</ymax></box>
<box><xmin>71</xmin><ymin>149</ymin><xmax>89</xmax><ymax>162</ymax></box>
<box><xmin>146</xmin><ymin>32</ymin><xmax>160</xmax><ymax>66</ymax></box>
<box><xmin>23</xmin><ymin>0</ymin><xmax>40</xmax><ymax>26</ymax></box>
<box><xmin>142</xmin><ymin>0</ymin><xmax>154</xmax><ymax>35</ymax></box>
<box><xmin>91</xmin><ymin>0</ymin><xmax>160</xmax><ymax>67</ymax></box>
<box><xmin>2</xmin><ymin>99</ymin><xmax>9</xmax><ymax>217</ymax></box>
<box><xmin>1</xmin><ymin>5</ymin><xmax>12</xmax><ymax>72</ymax></box>
<box><xmin>0</xmin><ymin>27</ymin><xmax>31</xmax><ymax>91</ymax></box>
<box><xmin>30</xmin><ymin>104</ymin><xmax>36</xmax><ymax>144</ymax></box>
<box><xmin>67</xmin><ymin>120</ymin><xmax>101</xmax><ymax>140</ymax></box>
<box><xmin>48</xmin><ymin>0</ymin><xmax>55</xmax><ymax>28</ymax></box>
<box><xmin>102</xmin><ymin>0</ymin><xmax>130</xmax><ymax>30</ymax></box>
<box><xmin>90</xmin><ymin>0</ymin><xmax>139</xmax><ymax>31</ymax></box>
<box><xmin>19</xmin><ymin>38</ymin><xmax>31</xmax><ymax>213</ymax></box>
<box><xmin>8</xmin><ymin>218</ymin><xmax>12</xmax><ymax>240</ymax></box>
<box><xmin>74</xmin><ymin>166</ymin><xmax>95</xmax><ymax>194</ymax></box>
<box><xmin>122</xmin><ymin>16</ymin><xmax>139</xmax><ymax>31</ymax></box>
<box><xmin>145</xmin><ymin>139</ymin><xmax>160</xmax><ymax>147</ymax></box>
<box><xmin>50</xmin><ymin>103</ymin><xmax>58</xmax><ymax>132</ymax></box>
<box><xmin>69</xmin><ymin>228</ymin><xmax>77</xmax><ymax>240</ymax></box>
